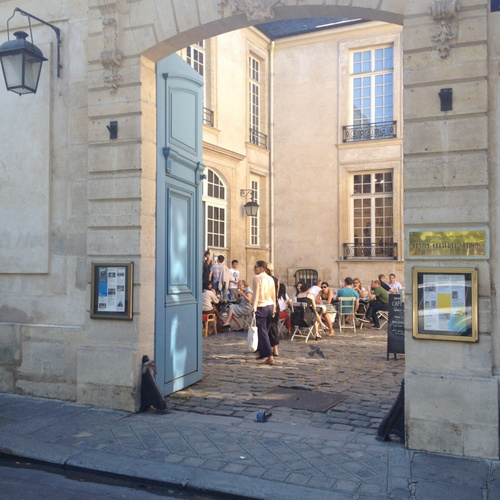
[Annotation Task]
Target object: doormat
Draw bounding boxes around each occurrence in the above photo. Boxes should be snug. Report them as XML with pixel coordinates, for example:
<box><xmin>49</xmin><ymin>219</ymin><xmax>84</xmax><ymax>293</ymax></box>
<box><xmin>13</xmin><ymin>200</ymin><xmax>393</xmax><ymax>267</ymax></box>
<box><xmin>245</xmin><ymin>387</ymin><xmax>347</xmax><ymax>412</ymax></box>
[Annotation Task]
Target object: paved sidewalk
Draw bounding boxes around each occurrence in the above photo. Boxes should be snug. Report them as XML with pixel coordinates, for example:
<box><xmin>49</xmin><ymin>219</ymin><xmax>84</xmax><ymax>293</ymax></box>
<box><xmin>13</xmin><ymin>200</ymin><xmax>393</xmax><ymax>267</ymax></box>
<box><xmin>1</xmin><ymin>393</ymin><xmax>499</xmax><ymax>499</ymax></box>
<box><xmin>1</xmin><ymin>329</ymin><xmax>500</xmax><ymax>499</ymax></box>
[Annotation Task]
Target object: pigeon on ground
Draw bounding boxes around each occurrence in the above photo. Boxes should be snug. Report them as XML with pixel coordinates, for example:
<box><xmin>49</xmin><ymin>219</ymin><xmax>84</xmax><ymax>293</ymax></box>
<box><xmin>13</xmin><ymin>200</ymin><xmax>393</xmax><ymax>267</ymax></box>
<box><xmin>308</xmin><ymin>345</ymin><xmax>325</xmax><ymax>359</ymax></box>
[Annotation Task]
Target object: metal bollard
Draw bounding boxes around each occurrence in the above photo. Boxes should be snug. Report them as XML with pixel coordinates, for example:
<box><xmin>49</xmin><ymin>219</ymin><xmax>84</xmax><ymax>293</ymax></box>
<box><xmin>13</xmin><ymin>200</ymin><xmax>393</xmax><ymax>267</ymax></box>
<box><xmin>140</xmin><ymin>355</ymin><xmax>167</xmax><ymax>414</ymax></box>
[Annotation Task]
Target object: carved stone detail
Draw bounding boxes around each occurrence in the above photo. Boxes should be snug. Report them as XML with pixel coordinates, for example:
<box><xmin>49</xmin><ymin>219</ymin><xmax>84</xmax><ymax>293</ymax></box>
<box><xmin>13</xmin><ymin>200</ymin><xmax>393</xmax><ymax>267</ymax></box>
<box><xmin>219</xmin><ymin>0</ymin><xmax>282</xmax><ymax>22</ymax></box>
<box><xmin>429</xmin><ymin>0</ymin><xmax>460</xmax><ymax>58</ymax></box>
<box><xmin>98</xmin><ymin>0</ymin><xmax>123</xmax><ymax>94</ymax></box>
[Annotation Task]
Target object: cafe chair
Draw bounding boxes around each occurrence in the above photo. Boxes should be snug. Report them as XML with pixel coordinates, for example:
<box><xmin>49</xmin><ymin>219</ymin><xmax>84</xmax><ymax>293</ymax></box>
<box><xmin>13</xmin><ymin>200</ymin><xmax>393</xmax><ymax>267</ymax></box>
<box><xmin>278</xmin><ymin>317</ymin><xmax>288</xmax><ymax>338</ymax></box>
<box><xmin>355</xmin><ymin>301</ymin><xmax>368</xmax><ymax>330</ymax></box>
<box><xmin>202</xmin><ymin>313</ymin><xmax>217</xmax><ymax>337</ymax></box>
<box><xmin>376</xmin><ymin>310</ymin><xmax>389</xmax><ymax>328</ymax></box>
<box><xmin>240</xmin><ymin>313</ymin><xmax>252</xmax><ymax>330</ymax></box>
<box><xmin>290</xmin><ymin>300</ymin><xmax>317</xmax><ymax>343</ymax></box>
<box><xmin>338</xmin><ymin>297</ymin><xmax>357</xmax><ymax>333</ymax></box>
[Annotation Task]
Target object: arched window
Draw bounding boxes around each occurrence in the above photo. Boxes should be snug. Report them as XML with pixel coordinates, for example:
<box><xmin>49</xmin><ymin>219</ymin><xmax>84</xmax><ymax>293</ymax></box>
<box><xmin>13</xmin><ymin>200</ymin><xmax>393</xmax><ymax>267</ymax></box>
<box><xmin>202</xmin><ymin>169</ymin><xmax>227</xmax><ymax>249</ymax></box>
<box><xmin>294</xmin><ymin>269</ymin><xmax>318</xmax><ymax>288</ymax></box>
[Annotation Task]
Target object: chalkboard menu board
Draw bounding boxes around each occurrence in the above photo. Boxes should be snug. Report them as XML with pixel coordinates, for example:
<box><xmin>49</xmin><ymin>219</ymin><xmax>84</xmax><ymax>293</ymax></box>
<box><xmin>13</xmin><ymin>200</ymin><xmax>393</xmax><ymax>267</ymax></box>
<box><xmin>388</xmin><ymin>294</ymin><xmax>405</xmax><ymax>359</ymax></box>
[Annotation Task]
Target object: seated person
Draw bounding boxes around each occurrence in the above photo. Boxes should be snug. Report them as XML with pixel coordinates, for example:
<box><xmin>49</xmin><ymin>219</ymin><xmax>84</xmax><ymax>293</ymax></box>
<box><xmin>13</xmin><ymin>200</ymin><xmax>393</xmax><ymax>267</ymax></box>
<box><xmin>277</xmin><ymin>282</ymin><xmax>292</xmax><ymax>335</ymax></box>
<box><xmin>295</xmin><ymin>281</ymin><xmax>326</xmax><ymax>339</ymax></box>
<box><xmin>378</xmin><ymin>274</ymin><xmax>391</xmax><ymax>292</ymax></box>
<box><xmin>358</xmin><ymin>279</ymin><xmax>389</xmax><ymax>329</ymax></box>
<box><xmin>388</xmin><ymin>273</ymin><xmax>403</xmax><ymax>294</ymax></box>
<box><xmin>316</xmin><ymin>282</ymin><xmax>336</xmax><ymax>337</ymax></box>
<box><xmin>202</xmin><ymin>280</ymin><xmax>223</xmax><ymax>327</ymax></box>
<box><xmin>337</xmin><ymin>277</ymin><xmax>359</xmax><ymax>323</ymax></box>
<box><xmin>292</xmin><ymin>282</ymin><xmax>302</xmax><ymax>302</ymax></box>
<box><xmin>221</xmin><ymin>280</ymin><xmax>253</xmax><ymax>331</ymax></box>
<box><xmin>353</xmin><ymin>278</ymin><xmax>368</xmax><ymax>299</ymax></box>
<box><xmin>353</xmin><ymin>277</ymin><xmax>369</xmax><ymax>317</ymax></box>
<box><xmin>309</xmin><ymin>278</ymin><xmax>322</xmax><ymax>299</ymax></box>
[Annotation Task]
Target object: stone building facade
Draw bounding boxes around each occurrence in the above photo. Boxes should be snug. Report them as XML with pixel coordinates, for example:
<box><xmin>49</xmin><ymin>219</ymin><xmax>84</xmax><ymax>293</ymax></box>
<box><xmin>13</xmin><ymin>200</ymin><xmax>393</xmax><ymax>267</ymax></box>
<box><xmin>0</xmin><ymin>0</ymin><xmax>499</xmax><ymax>460</ymax></box>
<box><xmin>178</xmin><ymin>28</ymin><xmax>272</xmax><ymax>282</ymax></box>
<box><xmin>269</xmin><ymin>20</ymin><xmax>404</xmax><ymax>290</ymax></box>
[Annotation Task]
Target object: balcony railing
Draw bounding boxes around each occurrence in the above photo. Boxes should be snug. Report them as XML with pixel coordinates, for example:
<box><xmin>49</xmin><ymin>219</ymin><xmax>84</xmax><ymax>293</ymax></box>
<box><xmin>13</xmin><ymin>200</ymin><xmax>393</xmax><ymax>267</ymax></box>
<box><xmin>343</xmin><ymin>121</ymin><xmax>397</xmax><ymax>143</ymax></box>
<box><xmin>203</xmin><ymin>107</ymin><xmax>214</xmax><ymax>127</ymax></box>
<box><xmin>249</xmin><ymin>128</ymin><xmax>268</xmax><ymax>148</ymax></box>
<box><xmin>342</xmin><ymin>242</ymin><xmax>398</xmax><ymax>260</ymax></box>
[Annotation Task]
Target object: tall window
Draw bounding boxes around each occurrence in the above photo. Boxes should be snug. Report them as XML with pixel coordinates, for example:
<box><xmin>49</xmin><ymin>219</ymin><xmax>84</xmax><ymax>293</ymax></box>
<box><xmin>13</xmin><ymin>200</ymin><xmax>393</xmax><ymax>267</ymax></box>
<box><xmin>203</xmin><ymin>169</ymin><xmax>226</xmax><ymax>249</ymax></box>
<box><xmin>249</xmin><ymin>56</ymin><xmax>260</xmax><ymax>144</ymax></box>
<box><xmin>250</xmin><ymin>179</ymin><xmax>259</xmax><ymax>246</ymax></box>
<box><xmin>187</xmin><ymin>41</ymin><xmax>205</xmax><ymax>77</ymax></box>
<box><xmin>351</xmin><ymin>46</ymin><xmax>393</xmax><ymax>131</ymax></box>
<box><xmin>187</xmin><ymin>41</ymin><xmax>212</xmax><ymax>125</ymax></box>
<box><xmin>352</xmin><ymin>172</ymin><xmax>393</xmax><ymax>256</ymax></box>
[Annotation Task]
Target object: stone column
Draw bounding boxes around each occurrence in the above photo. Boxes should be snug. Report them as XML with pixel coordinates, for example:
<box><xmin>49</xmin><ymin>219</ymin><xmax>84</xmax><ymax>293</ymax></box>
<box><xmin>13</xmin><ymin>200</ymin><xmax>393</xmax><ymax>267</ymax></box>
<box><xmin>403</xmin><ymin>0</ymin><xmax>498</xmax><ymax>458</ymax></box>
<box><xmin>77</xmin><ymin>0</ymin><xmax>159</xmax><ymax>411</ymax></box>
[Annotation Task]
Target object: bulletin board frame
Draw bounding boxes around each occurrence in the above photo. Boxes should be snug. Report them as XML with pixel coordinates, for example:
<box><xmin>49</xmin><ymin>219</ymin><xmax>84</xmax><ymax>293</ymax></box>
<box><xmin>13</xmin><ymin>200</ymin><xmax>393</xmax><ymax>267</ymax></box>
<box><xmin>90</xmin><ymin>263</ymin><xmax>134</xmax><ymax>320</ymax></box>
<box><xmin>412</xmin><ymin>267</ymin><xmax>478</xmax><ymax>342</ymax></box>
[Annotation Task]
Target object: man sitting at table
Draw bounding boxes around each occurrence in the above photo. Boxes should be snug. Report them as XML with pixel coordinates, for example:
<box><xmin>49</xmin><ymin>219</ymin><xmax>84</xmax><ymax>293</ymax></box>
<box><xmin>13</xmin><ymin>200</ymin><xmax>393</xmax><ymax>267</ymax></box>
<box><xmin>388</xmin><ymin>273</ymin><xmax>403</xmax><ymax>294</ymax></box>
<box><xmin>359</xmin><ymin>279</ymin><xmax>389</xmax><ymax>329</ymax></box>
<box><xmin>378</xmin><ymin>274</ymin><xmax>391</xmax><ymax>292</ymax></box>
<box><xmin>337</xmin><ymin>277</ymin><xmax>359</xmax><ymax>320</ymax></box>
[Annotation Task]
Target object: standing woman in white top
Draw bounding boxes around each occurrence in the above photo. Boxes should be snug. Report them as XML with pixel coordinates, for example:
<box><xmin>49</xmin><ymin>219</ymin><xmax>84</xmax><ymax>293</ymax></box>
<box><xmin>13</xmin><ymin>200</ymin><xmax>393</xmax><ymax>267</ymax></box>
<box><xmin>251</xmin><ymin>261</ymin><xmax>276</xmax><ymax>365</ymax></box>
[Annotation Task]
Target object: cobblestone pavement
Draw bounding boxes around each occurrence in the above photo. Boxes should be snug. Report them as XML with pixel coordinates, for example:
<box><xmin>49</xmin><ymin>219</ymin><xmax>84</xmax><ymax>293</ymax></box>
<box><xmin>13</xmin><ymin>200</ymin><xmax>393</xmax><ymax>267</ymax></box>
<box><xmin>166</xmin><ymin>324</ymin><xmax>405</xmax><ymax>436</ymax></box>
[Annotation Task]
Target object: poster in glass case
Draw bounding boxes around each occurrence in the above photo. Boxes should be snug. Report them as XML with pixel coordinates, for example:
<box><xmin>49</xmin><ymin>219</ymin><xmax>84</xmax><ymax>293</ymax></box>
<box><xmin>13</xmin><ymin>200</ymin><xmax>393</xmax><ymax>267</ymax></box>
<box><xmin>91</xmin><ymin>263</ymin><xmax>133</xmax><ymax>320</ymax></box>
<box><xmin>412</xmin><ymin>267</ymin><xmax>478</xmax><ymax>342</ymax></box>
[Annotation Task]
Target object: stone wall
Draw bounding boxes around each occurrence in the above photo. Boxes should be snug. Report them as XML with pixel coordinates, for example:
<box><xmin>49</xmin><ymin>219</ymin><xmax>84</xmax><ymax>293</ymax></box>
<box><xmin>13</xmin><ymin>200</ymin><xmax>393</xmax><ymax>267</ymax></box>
<box><xmin>1</xmin><ymin>0</ymin><xmax>499</xmax><ymax>459</ymax></box>
<box><xmin>403</xmin><ymin>0</ymin><xmax>499</xmax><ymax>458</ymax></box>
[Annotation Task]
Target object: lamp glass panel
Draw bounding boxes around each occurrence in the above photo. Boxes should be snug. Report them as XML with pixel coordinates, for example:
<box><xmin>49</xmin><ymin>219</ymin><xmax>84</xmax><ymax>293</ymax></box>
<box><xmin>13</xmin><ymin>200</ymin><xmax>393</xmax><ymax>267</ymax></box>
<box><xmin>1</xmin><ymin>53</ymin><xmax>24</xmax><ymax>87</ymax></box>
<box><xmin>24</xmin><ymin>56</ymin><xmax>42</xmax><ymax>92</ymax></box>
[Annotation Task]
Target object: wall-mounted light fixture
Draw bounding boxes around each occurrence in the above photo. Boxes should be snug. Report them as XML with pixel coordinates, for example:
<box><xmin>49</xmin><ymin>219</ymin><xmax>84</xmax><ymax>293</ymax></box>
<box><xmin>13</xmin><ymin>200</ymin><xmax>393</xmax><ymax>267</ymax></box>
<box><xmin>439</xmin><ymin>88</ymin><xmax>453</xmax><ymax>111</ymax></box>
<box><xmin>0</xmin><ymin>8</ymin><xmax>61</xmax><ymax>95</ymax></box>
<box><xmin>107</xmin><ymin>121</ymin><xmax>118</xmax><ymax>140</ymax></box>
<box><xmin>240</xmin><ymin>189</ymin><xmax>259</xmax><ymax>217</ymax></box>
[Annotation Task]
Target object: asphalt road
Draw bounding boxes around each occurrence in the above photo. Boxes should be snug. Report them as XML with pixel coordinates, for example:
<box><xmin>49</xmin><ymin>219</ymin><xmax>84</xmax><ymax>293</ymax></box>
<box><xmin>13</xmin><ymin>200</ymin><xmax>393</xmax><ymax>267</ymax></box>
<box><xmin>0</xmin><ymin>456</ymin><xmax>238</xmax><ymax>500</ymax></box>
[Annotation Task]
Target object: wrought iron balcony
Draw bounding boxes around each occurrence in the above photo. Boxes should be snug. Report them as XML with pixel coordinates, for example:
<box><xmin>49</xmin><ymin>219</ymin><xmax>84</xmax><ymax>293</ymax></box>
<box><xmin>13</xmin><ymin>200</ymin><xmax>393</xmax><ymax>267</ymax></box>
<box><xmin>343</xmin><ymin>121</ymin><xmax>397</xmax><ymax>143</ymax></box>
<box><xmin>342</xmin><ymin>242</ymin><xmax>398</xmax><ymax>260</ymax></box>
<box><xmin>249</xmin><ymin>128</ymin><xmax>268</xmax><ymax>148</ymax></box>
<box><xmin>203</xmin><ymin>107</ymin><xmax>214</xmax><ymax>127</ymax></box>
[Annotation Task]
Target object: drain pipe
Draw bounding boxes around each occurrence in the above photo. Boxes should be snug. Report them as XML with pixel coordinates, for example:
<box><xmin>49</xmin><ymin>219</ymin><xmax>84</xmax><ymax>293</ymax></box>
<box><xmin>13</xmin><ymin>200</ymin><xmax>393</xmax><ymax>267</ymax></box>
<box><xmin>269</xmin><ymin>40</ymin><xmax>275</xmax><ymax>265</ymax></box>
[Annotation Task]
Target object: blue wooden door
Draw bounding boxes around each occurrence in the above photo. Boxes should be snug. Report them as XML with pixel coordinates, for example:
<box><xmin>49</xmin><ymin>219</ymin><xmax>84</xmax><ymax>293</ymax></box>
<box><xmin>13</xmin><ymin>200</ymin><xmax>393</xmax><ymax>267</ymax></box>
<box><xmin>155</xmin><ymin>54</ymin><xmax>204</xmax><ymax>395</ymax></box>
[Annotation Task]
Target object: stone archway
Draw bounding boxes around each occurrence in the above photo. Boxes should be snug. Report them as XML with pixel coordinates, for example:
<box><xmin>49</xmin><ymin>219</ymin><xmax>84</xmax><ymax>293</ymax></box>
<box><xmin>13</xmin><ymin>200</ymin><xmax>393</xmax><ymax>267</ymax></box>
<box><xmin>87</xmin><ymin>0</ymin><xmax>497</xmax><ymax>459</ymax></box>
<box><xmin>141</xmin><ymin>1</ymin><xmax>403</xmax><ymax>63</ymax></box>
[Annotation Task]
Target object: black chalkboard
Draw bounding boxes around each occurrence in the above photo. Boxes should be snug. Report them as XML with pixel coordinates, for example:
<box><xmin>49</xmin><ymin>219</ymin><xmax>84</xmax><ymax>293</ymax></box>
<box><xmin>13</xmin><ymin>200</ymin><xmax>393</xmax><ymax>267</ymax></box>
<box><xmin>388</xmin><ymin>294</ymin><xmax>405</xmax><ymax>359</ymax></box>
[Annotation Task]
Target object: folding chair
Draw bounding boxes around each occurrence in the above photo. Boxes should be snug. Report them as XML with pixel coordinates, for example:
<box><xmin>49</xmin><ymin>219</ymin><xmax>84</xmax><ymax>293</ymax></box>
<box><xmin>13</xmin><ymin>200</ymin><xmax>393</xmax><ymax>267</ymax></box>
<box><xmin>376</xmin><ymin>309</ymin><xmax>389</xmax><ymax>328</ymax></box>
<box><xmin>278</xmin><ymin>317</ymin><xmax>288</xmax><ymax>338</ymax></box>
<box><xmin>338</xmin><ymin>297</ymin><xmax>357</xmax><ymax>333</ymax></box>
<box><xmin>355</xmin><ymin>301</ymin><xmax>368</xmax><ymax>330</ymax></box>
<box><xmin>240</xmin><ymin>313</ymin><xmax>252</xmax><ymax>330</ymax></box>
<box><xmin>290</xmin><ymin>300</ymin><xmax>317</xmax><ymax>343</ymax></box>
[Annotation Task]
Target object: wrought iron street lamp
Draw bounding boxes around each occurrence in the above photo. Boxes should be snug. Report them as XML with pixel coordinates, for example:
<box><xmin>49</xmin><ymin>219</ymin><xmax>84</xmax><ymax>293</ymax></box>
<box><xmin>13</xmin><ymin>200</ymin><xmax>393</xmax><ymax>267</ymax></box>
<box><xmin>240</xmin><ymin>189</ymin><xmax>259</xmax><ymax>217</ymax></box>
<box><xmin>0</xmin><ymin>8</ymin><xmax>61</xmax><ymax>95</ymax></box>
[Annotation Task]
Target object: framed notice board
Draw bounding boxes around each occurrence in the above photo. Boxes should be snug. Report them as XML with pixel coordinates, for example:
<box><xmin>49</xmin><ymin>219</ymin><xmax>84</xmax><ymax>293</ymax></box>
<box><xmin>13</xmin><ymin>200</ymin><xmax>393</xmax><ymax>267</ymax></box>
<box><xmin>412</xmin><ymin>268</ymin><xmax>478</xmax><ymax>342</ymax></box>
<box><xmin>91</xmin><ymin>263</ymin><xmax>134</xmax><ymax>320</ymax></box>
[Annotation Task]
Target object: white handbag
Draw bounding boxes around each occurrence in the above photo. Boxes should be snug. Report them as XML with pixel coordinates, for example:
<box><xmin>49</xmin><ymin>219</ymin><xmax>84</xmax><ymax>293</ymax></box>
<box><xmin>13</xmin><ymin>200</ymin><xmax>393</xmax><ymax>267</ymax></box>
<box><xmin>247</xmin><ymin>316</ymin><xmax>258</xmax><ymax>352</ymax></box>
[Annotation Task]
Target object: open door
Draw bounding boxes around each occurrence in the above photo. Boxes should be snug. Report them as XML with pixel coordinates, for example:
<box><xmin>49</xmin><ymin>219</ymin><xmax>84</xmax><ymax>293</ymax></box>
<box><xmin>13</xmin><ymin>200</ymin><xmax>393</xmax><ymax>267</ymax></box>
<box><xmin>155</xmin><ymin>54</ymin><xmax>204</xmax><ymax>395</ymax></box>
